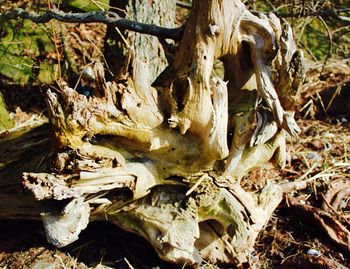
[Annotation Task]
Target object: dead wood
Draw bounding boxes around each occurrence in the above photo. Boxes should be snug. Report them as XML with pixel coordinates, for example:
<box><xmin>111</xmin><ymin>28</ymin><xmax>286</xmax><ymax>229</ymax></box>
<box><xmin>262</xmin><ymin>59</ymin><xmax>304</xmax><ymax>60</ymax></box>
<box><xmin>0</xmin><ymin>116</ymin><xmax>50</xmax><ymax>220</ymax></box>
<box><xmin>0</xmin><ymin>0</ymin><xmax>305</xmax><ymax>266</ymax></box>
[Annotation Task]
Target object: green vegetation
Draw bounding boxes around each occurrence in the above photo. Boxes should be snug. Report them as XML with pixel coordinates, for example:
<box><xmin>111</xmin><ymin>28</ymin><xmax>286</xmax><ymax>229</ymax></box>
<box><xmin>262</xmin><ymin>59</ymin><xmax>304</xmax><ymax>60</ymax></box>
<box><xmin>0</xmin><ymin>20</ymin><xmax>57</xmax><ymax>85</ymax></box>
<box><xmin>247</xmin><ymin>0</ymin><xmax>350</xmax><ymax>61</ymax></box>
<box><xmin>62</xmin><ymin>0</ymin><xmax>110</xmax><ymax>12</ymax></box>
<box><xmin>0</xmin><ymin>92</ymin><xmax>13</xmax><ymax>131</ymax></box>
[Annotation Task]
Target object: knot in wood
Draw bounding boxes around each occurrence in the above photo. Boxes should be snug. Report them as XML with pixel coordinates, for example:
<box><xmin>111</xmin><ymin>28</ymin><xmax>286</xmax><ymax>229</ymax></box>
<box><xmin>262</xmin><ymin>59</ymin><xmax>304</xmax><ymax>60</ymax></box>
<box><xmin>207</xmin><ymin>24</ymin><xmax>220</xmax><ymax>37</ymax></box>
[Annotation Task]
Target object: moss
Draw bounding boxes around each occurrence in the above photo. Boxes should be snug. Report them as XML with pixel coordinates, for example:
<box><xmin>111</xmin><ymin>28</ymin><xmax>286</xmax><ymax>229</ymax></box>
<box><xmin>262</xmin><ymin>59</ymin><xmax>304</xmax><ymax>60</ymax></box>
<box><xmin>62</xmin><ymin>0</ymin><xmax>110</xmax><ymax>12</ymax></box>
<box><xmin>0</xmin><ymin>91</ymin><xmax>13</xmax><ymax>131</ymax></box>
<box><xmin>111</xmin><ymin>212</ymin><xmax>150</xmax><ymax>238</ymax></box>
<box><xmin>0</xmin><ymin>20</ymin><xmax>57</xmax><ymax>85</ymax></box>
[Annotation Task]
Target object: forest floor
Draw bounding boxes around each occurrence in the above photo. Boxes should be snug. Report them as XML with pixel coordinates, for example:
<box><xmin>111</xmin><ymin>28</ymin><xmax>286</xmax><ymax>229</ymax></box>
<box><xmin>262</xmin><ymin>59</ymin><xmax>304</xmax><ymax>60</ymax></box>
<box><xmin>0</xmin><ymin>60</ymin><xmax>349</xmax><ymax>269</ymax></box>
<box><xmin>0</xmin><ymin>1</ymin><xmax>349</xmax><ymax>266</ymax></box>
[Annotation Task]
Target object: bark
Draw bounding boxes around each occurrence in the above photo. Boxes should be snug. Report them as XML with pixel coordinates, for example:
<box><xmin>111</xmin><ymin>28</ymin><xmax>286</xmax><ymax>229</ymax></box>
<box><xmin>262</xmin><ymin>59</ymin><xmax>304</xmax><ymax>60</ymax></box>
<box><xmin>104</xmin><ymin>0</ymin><xmax>177</xmax><ymax>82</ymax></box>
<box><xmin>0</xmin><ymin>0</ymin><xmax>305</xmax><ymax>267</ymax></box>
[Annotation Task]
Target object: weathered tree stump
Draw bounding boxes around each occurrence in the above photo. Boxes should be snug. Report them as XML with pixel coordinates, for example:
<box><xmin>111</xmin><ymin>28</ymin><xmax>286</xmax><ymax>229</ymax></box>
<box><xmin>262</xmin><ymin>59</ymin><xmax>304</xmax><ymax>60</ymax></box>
<box><xmin>0</xmin><ymin>0</ymin><xmax>305</xmax><ymax>266</ymax></box>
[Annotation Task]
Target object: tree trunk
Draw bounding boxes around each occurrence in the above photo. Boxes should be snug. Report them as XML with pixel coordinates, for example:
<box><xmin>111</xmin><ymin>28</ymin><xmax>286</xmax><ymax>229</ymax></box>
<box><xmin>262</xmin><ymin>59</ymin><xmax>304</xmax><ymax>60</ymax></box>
<box><xmin>0</xmin><ymin>0</ymin><xmax>305</xmax><ymax>267</ymax></box>
<box><xmin>104</xmin><ymin>0</ymin><xmax>176</xmax><ymax>83</ymax></box>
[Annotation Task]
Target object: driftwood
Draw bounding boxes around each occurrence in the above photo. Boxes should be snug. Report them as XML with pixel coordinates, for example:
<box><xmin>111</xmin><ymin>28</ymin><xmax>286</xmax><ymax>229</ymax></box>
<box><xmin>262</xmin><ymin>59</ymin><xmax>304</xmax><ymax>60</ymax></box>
<box><xmin>0</xmin><ymin>0</ymin><xmax>305</xmax><ymax>267</ymax></box>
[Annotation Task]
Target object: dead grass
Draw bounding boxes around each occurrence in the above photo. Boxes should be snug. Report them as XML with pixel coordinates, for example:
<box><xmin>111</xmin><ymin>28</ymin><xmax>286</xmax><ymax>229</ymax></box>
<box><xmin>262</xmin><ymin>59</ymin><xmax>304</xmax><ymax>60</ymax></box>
<box><xmin>254</xmin><ymin>114</ymin><xmax>350</xmax><ymax>269</ymax></box>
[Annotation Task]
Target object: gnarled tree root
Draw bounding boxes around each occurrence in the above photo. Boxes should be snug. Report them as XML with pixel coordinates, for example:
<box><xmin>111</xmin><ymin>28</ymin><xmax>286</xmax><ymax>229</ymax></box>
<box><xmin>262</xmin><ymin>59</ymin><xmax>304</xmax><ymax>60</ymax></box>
<box><xmin>0</xmin><ymin>0</ymin><xmax>306</xmax><ymax>266</ymax></box>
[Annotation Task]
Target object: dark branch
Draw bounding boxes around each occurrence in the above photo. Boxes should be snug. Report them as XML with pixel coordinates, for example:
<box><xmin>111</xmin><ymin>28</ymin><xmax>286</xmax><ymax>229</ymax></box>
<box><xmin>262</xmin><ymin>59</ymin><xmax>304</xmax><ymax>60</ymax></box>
<box><xmin>176</xmin><ymin>1</ymin><xmax>192</xmax><ymax>9</ymax></box>
<box><xmin>0</xmin><ymin>8</ymin><xmax>184</xmax><ymax>40</ymax></box>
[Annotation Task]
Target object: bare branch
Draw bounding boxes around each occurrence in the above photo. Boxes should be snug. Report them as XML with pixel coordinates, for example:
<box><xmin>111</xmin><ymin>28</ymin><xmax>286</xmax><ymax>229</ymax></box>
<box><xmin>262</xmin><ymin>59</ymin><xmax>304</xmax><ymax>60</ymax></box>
<box><xmin>277</xmin><ymin>8</ymin><xmax>350</xmax><ymax>26</ymax></box>
<box><xmin>0</xmin><ymin>8</ymin><xmax>183</xmax><ymax>40</ymax></box>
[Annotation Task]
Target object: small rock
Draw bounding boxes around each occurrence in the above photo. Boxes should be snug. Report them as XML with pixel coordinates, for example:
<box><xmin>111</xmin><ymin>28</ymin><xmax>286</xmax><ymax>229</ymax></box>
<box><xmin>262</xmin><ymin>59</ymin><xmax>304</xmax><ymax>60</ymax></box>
<box><xmin>307</xmin><ymin>248</ymin><xmax>321</xmax><ymax>256</ymax></box>
<box><xmin>306</xmin><ymin>152</ymin><xmax>322</xmax><ymax>161</ymax></box>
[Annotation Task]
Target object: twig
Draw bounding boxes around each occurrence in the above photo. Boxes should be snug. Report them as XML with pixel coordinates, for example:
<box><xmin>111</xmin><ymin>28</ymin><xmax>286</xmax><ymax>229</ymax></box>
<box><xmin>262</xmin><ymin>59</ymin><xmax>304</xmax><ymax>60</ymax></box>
<box><xmin>315</xmin><ymin>91</ymin><xmax>328</xmax><ymax>116</ymax></box>
<box><xmin>280</xmin><ymin>164</ymin><xmax>336</xmax><ymax>193</ymax></box>
<box><xmin>325</xmin><ymin>85</ymin><xmax>341</xmax><ymax>112</ymax></box>
<box><xmin>123</xmin><ymin>258</ymin><xmax>136</xmax><ymax>269</ymax></box>
<box><xmin>296</xmin><ymin>163</ymin><xmax>317</xmax><ymax>181</ymax></box>
<box><xmin>318</xmin><ymin>15</ymin><xmax>333</xmax><ymax>77</ymax></box>
<box><xmin>277</xmin><ymin>8</ymin><xmax>350</xmax><ymax>26</ymax></box>
<box><xmin>320</xmin><ymin>193</ymin><xmax>350</xmax><ymax>226</ymax></box>
<box><xmin>0</xmin><ymin>8</ymin><xmax>183</xmax><ymax>41</ymax></box>
<box><xmin>186</xmin><ymin>173</ymin><xmax>207</xmax><ymax>196</ymax></box>
<box><xmin>46</xmin><ymin>0</ymin><xmax>62</xmax><ymax>80</ymax></box>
